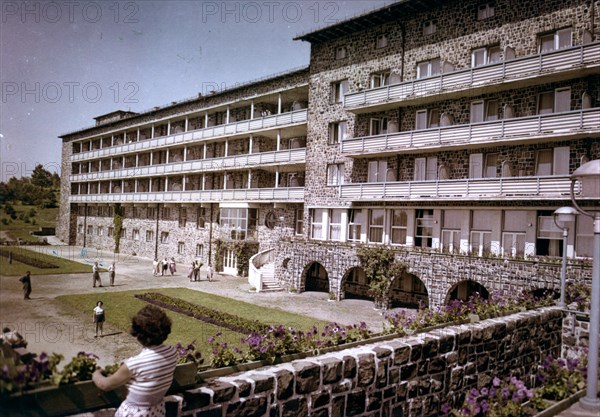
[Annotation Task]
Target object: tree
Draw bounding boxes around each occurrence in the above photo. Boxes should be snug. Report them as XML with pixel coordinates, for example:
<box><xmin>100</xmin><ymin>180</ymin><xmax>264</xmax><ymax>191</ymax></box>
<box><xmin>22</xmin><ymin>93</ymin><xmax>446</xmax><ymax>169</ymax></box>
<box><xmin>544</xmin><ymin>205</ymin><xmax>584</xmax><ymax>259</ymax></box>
<box><xmin>356</xmin><ymin>246</ymin><xmax>407</xmax><ymax>310</ymax></box>
<box><xmin>31</xmin><ymin>164</ymin><xmax>54</xmax><ymax>188</ymax></box>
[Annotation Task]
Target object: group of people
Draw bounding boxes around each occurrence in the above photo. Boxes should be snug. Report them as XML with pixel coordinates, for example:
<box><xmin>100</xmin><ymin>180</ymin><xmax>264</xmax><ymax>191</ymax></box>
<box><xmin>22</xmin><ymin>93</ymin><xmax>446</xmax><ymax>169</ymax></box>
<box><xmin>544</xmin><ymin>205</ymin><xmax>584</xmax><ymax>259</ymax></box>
<box><xmin>92</xmin><ymin>261</ymin><xmax>116</xmax><ymax>288</ymax></box>
<box><xmin>152</xmin><ymin>257</ymin><xmax>177</xmax><ymax>276</ymax></box>
<box><xmin>188</xmin><ymin>260</ymin><xmax>214</xmax><ymax>282</ymax></box>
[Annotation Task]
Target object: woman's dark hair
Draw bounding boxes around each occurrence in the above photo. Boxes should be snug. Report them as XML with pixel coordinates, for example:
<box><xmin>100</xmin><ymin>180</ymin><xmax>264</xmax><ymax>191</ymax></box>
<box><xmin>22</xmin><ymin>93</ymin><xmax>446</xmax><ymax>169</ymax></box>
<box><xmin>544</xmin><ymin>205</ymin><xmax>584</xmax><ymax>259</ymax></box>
<box><xmin>96</xmin><ymin>301</ymin><xmax>103</xmax><ymax>306</ymax></box>
<box><xmin>130</xmin><ymin>305</ymin><xmax>172</xmax><ymax>346</ymax></box>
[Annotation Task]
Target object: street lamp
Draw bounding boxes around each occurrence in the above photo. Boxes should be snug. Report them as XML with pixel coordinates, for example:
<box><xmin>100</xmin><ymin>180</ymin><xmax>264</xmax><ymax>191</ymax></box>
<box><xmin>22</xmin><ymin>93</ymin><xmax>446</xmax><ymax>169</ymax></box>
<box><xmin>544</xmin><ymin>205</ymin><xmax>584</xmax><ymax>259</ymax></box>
<box><xmin>553</xmin><ymin>207</ymin><xmax>578</xmax><ymax>307</ymax></box>
<box><xmin>570</xmin><ymin>159</ymin><xmax>600</xmax><ymax>411</ymax></box>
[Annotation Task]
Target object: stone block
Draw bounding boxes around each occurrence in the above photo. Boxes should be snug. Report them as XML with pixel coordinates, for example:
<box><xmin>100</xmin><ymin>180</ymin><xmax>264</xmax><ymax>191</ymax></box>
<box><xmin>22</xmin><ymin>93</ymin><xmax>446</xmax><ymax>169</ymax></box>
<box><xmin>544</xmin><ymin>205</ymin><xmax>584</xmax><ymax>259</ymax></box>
<box><xmin>347</xmin><ymin>390</ymin><xmax>367</xmax><ymax>416</ymax></box>
<box><xmin>225</xmin><ymin>397</ymin><xmax>267</xmax><ymax>417</ymax></box>
<box><xmin>249</xmin><ymin>373</ymin><xmax>275</xmax><ymax>394</ymax></box>
<box><xmin>343</xmin><ymin>355</ymin><xmax>357</xmax><ymax>378</ymax></box>
<box><xmin>357</xmin><ymin>353</ymin><xmax>375</xmax><ymax>387</ymax></box>
<box><xmin>293</xmin><ymin>361</ymin><xmax>321</xmax><ymax>393</ymax></box>
<box><xmin>233</xmin><ymin>379</ymin><xmax>252</xmax><ymax>398</ymax></box>
<box><xmin>312</xmin><ymin>390</ymin><xmax>331</xmax><ymax>409</ymax></box>
<box><xmin>281</xmin><ymin>397</ymin><xmax>308</xmax><ymax>417</ymax></box>
<box><xmin>274</xmin><ymin>369</ymin><xmax>294</xmax><ymax>400</ymax></box>
<box><xmin>183</xmin><ymin>387</ymin><xmax>211</xmax><ymax>409</ymax></box>
<box><xmin>320</xmin><ymin>357</ymin><xmax>343</xmax><ymax>384</ymax></box>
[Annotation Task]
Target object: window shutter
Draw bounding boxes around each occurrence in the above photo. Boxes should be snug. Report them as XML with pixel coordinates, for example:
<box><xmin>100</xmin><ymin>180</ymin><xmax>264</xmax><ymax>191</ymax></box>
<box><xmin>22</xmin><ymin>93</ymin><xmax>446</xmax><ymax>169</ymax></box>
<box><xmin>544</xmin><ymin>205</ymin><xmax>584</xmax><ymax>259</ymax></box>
<box><xmin>469</xmin><ymin>153</ymin><xmax>484</xmax><ymax>178</ymax></box>
<box><xmin>553</xmin><ymin>146</ymin><xmax>570</xmax><ymax>175</ymax></box>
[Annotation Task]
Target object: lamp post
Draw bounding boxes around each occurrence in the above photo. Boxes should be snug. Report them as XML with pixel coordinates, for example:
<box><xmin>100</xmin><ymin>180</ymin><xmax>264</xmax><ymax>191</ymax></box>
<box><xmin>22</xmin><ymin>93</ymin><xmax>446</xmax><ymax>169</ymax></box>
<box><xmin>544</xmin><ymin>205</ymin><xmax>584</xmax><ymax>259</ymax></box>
<box><xmin>570</xmin><ymin>159</ymin><xmax>600</xmax><ymax>411</ymax></box>
<box><xmin>553</xmin><ymin>207</ymin><xmax>578</xmax><ymax>307</ymax></box>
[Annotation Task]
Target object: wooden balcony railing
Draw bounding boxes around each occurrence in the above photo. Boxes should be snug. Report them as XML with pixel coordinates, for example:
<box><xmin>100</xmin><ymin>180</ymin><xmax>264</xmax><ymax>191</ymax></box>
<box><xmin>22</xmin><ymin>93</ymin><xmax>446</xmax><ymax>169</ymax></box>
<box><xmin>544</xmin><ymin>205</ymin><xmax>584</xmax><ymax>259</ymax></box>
<box><xmin>70</xmin><ymin>109</ymin><xmax>308</xmax><ymax>162</ymax></box>
<box><xmin>344</xmin><ymin>42</ymin><xmax>600</xmax><ymax>110</ymax></box>
<box><xmin>342</xmin><ymin>109</ymin><xmax>600</xmax><ymax>156</ymax></box>
<box><xmin>70</xmin><ymin>148</ymin><xmax>306</xmax><ymax>182</ymax></box>
<box><xmin>69</xmin><ymin>187</ymin><xmax>304</xmax><ymax>203</ymax></box>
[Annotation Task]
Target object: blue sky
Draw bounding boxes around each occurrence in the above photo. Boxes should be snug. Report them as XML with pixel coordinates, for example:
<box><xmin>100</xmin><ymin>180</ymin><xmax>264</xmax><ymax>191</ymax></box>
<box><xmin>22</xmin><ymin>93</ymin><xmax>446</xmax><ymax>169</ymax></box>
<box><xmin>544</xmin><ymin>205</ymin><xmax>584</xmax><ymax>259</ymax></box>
<box><xmin>0</xmin><ymin>0</ymin><xmax>393</xmax><ymax>181</ymax></box>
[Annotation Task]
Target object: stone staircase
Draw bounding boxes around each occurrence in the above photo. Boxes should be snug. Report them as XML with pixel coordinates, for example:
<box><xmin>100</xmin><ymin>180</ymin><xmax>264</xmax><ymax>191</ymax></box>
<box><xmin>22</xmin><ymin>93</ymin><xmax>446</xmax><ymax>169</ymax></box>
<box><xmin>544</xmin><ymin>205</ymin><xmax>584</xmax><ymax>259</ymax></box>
<box><xmin>258</xmin><ymin>263</ymin><xmax>283</xmax><ymax>292</ymax></box>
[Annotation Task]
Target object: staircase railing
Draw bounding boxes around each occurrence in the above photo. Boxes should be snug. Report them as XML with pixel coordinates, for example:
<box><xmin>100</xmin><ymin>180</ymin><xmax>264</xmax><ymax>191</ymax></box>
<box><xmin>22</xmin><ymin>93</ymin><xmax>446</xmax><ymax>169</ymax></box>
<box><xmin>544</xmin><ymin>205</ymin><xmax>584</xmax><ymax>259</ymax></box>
<box><xmin>248</xmin><ymin>248</ymin><xmax>275</xmax><ymax>292</ymax></box>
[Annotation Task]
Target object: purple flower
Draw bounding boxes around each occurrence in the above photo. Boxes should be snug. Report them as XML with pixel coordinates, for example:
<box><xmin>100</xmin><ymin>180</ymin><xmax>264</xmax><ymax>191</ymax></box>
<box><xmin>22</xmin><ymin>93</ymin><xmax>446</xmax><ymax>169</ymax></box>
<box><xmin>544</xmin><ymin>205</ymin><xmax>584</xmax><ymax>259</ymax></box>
<box><xmin>492</xmin><ymin>376</ymin><xmax>501</xmax><ymax>387</ymax></box>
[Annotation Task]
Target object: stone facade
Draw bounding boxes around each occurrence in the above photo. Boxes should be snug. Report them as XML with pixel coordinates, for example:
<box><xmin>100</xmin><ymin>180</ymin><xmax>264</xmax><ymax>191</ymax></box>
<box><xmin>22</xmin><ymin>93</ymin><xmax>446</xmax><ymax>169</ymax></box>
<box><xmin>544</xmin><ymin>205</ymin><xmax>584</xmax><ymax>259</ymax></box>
<box><xmin>177</xmin><ymin>308</ymin><xmax>562</xmax><ymax>417</ymax></box>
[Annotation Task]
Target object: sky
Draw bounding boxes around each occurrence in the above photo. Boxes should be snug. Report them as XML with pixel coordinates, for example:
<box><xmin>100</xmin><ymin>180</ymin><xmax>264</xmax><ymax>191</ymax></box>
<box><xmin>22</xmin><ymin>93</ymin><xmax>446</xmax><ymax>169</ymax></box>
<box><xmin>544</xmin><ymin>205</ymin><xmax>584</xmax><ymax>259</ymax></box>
<box><xmin>0</xmin><ymin>0</ymin><xmax>394</xmax><ymax>181</ymax></box>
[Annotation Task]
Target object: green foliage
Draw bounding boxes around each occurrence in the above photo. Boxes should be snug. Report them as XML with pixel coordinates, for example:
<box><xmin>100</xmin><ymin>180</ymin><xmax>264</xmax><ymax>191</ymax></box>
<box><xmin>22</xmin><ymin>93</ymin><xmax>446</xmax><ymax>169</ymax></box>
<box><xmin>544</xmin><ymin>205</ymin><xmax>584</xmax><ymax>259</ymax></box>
<box><xmin>536</xmin><ymin>355</ymin><xmax>585</xmax><ymax>401</ymax></box>
<box><xmin>113</xmin><ymin>204</ymin><xmax>123</xmax><ymax>254</ymax></box>
<box><xmin>213</xmin><ymin>240</ymin><xmax>258</xmax><ymax>276</ymax></box>
<box><xmin>214</xmin><ymin>239</ymin><xmax>224</xmax><ymax>272</ymax></box>
<box><xmin>30</xmin><ymin>165</ymin><xmax>54</xmax><ymax>188</ymax></box>
<box><xmin>53</xmin><ymin>352</ymin><xmax>99</xmax><ymax>385</ymax></box>
<box><xmin>0</xmin><ymin>247</ymin><xmax>59</xmax><ymax>268</ymax></box>
<box><xmin>356</xmin><ymin>245</ymin><xmax>407</xmax><ymax>309</ymax></box>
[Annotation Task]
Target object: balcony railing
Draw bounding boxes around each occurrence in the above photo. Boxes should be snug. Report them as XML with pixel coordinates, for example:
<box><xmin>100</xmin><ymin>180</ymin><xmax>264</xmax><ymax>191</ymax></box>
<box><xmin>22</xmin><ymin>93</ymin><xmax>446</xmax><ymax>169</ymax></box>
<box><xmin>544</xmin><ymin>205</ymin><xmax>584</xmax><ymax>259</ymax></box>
<box><xmin>344</xmin><ymin>42</ymin><xmax>600</xmax><ymax>110</ymax></box>
<box><xmin>70</xmin><ymin>109</ymin><xmax>308</xmax><ymax>162</ymax></box>
<box><xmin>339</xmin><ymin>176</ymin><xmax>577</xmax><ymax>201</ymax></box>
<box><xmin>69</xmin><ymin>187</ymin><xmax>304</xmax><ymax>203</ymax></box>
<box><xmin>342</xmin><ymin>108</ymin><xmax>600</xmax><ymax>156</ymax></box>
<box><xmin>70</xmin><ymin>148</ymin><xmax>306</xmax><ymax>182</ymax></box>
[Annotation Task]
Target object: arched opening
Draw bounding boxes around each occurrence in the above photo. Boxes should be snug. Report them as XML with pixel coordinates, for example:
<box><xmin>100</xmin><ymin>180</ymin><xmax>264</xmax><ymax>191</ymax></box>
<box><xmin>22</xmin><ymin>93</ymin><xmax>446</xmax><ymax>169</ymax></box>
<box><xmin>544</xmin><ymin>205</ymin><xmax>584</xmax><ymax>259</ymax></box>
<box><xmin>389</xmin><ymin>272</ymin><xmax>429</xmax><ymax>309</ymax></box>
<box><xmin>341</xmin><ymin>267</ymin><xmax>372</xmax><ymax>301</ymax></box>
<box><xmin>304</xmin><ymin>262</ymin><xmax>329</xmax><ymax>293</ymax></box>
<box><xmin>530</xmin><ymin>288</ymin><xmax>558</xmax><ymax>301</ymax></box>
<box><xmin>447</xmin><ymin>280</ymin><xmax>489</xmax><ymax>302</ymax></box>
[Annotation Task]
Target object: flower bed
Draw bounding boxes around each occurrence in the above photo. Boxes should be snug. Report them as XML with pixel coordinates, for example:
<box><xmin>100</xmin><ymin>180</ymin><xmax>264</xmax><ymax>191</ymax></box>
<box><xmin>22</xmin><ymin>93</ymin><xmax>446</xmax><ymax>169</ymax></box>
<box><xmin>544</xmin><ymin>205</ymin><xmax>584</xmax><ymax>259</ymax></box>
<box><xmin>0</xmin><ymin>248</ymin><xmax>58</xmax><ymax>269</ymax></box>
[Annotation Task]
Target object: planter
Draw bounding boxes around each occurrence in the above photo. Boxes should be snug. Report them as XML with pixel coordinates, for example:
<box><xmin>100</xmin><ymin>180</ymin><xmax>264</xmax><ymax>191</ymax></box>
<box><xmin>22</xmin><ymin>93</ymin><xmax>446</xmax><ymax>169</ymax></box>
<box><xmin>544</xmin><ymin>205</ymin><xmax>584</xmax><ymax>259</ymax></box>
<box><xmin>468</xmin><ymin>313</ymin><xmax>480</xmax><ymax>323</ymax></box>
<box><xmin>532</xmin><ymin>389</ymin><xmax>585</xmax><ymax>417</ymax></box>
<box><xmin>169</xmin><ymin>362</ymin><xmax>199</xmax><ymax>391</ymax></box>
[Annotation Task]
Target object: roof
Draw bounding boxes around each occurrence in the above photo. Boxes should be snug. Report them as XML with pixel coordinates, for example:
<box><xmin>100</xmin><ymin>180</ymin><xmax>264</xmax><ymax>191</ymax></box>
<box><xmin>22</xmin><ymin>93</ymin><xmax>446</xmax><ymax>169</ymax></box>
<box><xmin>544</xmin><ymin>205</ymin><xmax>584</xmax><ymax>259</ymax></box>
<box><xmin>294</xmin><ymin>0</ymin><xmax>441</xmax><ymax>43</ymax></box>
<box><xmin>92</xmin><ymin>110</ymin><xmax>138</xmax><ymax>121</ymax></box>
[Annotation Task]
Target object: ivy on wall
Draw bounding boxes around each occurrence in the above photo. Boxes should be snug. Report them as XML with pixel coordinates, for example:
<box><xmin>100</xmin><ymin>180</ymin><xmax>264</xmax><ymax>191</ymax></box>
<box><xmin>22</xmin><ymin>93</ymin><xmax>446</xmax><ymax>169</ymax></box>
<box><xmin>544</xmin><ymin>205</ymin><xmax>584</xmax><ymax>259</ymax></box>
<box><xmin>113</xmin><ymin>204</ymin><xmax>123</xmax><ymax>254</ymax></box>
<box><xmin>214</xmin><ymin>239</ymin><xmax>259</xmax><ymax>277</ymax></box>
<box><xmin>356</xmin><ymin>245</ymin><xmax>407</xmax><ymax>310</ymax></box>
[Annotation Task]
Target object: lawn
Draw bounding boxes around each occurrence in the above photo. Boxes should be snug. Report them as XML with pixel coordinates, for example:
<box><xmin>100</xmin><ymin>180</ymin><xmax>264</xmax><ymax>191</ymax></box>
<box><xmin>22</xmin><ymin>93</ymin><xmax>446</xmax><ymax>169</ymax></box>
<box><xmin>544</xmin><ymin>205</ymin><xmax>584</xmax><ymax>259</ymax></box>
<box><xmin>0</xmin><ymin>246</ymin><xmax>100</xmax><ymax>276</ymax></box>
<box><xmin>0</xmin><ymin>205</ymin><xmax>58</xmax><ymax>243</ymax></box>
<box><xmin>56</xmin><ymin>288</ymin><xmax>329</xmax><ymax>360</ymax></box>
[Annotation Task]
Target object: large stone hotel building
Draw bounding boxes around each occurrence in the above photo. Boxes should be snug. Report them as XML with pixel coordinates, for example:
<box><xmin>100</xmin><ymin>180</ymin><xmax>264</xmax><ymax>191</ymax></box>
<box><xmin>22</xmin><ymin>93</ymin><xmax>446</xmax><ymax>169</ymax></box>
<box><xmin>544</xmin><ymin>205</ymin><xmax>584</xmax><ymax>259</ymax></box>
<box><xmin>58</xmin><ymin>0</ymin><xmax>599</xmax><ymax>308</ymax></box>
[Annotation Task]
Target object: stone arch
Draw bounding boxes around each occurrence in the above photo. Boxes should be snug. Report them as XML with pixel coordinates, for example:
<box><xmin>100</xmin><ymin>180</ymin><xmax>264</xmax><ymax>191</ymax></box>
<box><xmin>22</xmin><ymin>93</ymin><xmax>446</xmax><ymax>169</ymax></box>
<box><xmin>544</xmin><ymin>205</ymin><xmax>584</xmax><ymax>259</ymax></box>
<box><xmin>303</xmin><ymin>262</ymin><xmax>329</xmax><ymax>293</ymax></box>
<box><xmin>389</xmin><ymin>271</ymin><xmax>429</xmax><ymax>309</ymax></box>
<box><xmin>445</xmin><ymin>280</ymin><xmax>489</xmax><ymax>303</ymax></box>
<box><xmin>341</xmin><ymin>267</ymin><xmax>372</xmax><ymax>302</ymax></box>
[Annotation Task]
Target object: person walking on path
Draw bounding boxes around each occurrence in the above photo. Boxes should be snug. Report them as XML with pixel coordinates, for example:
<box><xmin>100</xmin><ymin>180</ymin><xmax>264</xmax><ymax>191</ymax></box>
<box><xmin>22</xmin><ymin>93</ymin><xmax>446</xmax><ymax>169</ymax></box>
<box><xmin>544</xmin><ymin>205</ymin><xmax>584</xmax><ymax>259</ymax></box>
<box><xmin>19</xmin><ymin>271</ymin><xmax>32</xmax><ymax>300</ymax></box>
<box><xmin>161</xmin><ymin>258</ymin><xmax>168</xmax><ymax>276</ymax></box>
<box><xmin>92</xmin><ymin>305</ymin><xmax>178</xmax><ymax>417</ymax></box>
<box><xmin>188</xmin><ymin>262</ymin><xmax>195</xmax><ymax>282</ymax></box>
<box><xmin>108</xmin><ymin>262</ymin><xmax>116</xmax><ymax>286</ymax></box>
<box><xmin>93</xmin><ymin>301</ymin><xmax>105</xmax><ymax>337</ymax></box>
<box><xmin>168</xmin><ymin>257</ymin><xmax>176</xmax><ymax>276</ymax></box>
<box><xmin>207</xmin><ymin>264</ymin><xmax>214</xmax><ymax>282</ymax></box>
<box><xmin>193</xmin><ymin>260</ymin><xmax>202</xmax><ymax>281</ymax></box>
<box><xmin>152</xmin><ymin>258</ymin><xmax>159</xmax><ymax>276</ymax></box>
<box><xmin>92</xmin><ymin>262</ymin><xmax>103</xmax><ymax>287</ymax></box>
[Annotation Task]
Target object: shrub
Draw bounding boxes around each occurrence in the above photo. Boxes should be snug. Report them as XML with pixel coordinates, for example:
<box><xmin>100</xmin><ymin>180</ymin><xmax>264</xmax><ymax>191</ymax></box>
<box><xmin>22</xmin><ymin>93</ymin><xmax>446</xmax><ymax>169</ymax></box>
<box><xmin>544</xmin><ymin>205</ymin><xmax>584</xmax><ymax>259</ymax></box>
<box><xmin>54</xmin><ymin>352</ymin><xmax>99</xmax><ymax>385</ymax></box>
<box><xmin>536</xmin><ymin>354</ymin><xmax>585</xmax><ymax>401</ymax></box>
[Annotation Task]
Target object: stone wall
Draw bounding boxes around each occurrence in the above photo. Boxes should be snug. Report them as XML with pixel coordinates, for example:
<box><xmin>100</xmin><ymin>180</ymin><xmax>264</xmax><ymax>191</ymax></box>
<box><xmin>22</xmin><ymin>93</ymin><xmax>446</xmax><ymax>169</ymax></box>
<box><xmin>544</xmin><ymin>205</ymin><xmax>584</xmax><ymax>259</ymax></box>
<box><xmin>562</xmin><ymin>310</ymin><xmax>592</xmax><ymax>360</ymax></box>
<box><xmin>177</xmin><ymin>308</ymin><xmax>563</xmax><ymax>417</ymax></box>
<box><xmin>274</xmin><ymin>240</ymin><xmax>592</xmax><ymax>308</ymax></box>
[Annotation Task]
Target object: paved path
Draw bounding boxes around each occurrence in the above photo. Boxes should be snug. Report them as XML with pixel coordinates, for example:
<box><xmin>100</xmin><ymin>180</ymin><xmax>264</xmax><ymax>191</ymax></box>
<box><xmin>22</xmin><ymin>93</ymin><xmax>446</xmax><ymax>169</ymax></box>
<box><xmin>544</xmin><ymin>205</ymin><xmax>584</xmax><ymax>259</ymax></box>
<box><xmin>0</xmin><ymin>244</ymin><xmax>390</xmax><ymax>367</ymax></box>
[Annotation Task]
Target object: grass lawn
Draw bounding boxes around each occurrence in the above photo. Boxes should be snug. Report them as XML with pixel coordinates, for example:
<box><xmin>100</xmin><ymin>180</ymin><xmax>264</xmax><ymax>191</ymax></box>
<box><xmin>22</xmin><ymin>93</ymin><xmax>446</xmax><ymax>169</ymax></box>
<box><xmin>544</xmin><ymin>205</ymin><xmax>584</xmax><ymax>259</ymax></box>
<box><xmin>56</xmin><ymin>288</ymin><xmax>329</xmax><ymax>360</ymax></box>
<box><xmin>0</xmin><ymin>247</ymin><xmax>101</xmax><ymax>276</ymax></box>
<box><xmin>1</xmin><ymin>205</ymin><xmax>58</xmax><ymax>243</ymax></box>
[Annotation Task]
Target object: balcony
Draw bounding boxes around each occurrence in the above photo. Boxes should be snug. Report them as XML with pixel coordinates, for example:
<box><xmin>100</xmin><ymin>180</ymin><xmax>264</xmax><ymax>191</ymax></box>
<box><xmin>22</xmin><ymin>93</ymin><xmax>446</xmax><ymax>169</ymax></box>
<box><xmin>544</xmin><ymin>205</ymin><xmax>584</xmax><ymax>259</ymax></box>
<box><xmin>70</xmin><ymin>109</ymin><xmax>308</xmax><ymax>162</ymax></box>
<box><xmin>342</xmin><ymin>108</ymin><xmax>600</xmax><ymax>156</ymax></box>
<box><xmin>339</xmin><ymin>175</ymin><xmax>578</xmax><ymax>202</ymax></box>
<box><xmin>69</xmin><ymin>187</ymin><xmax>304</xmax><ymax>204</ymax></box>
<box><xmin>70</xmin><ymin>148</ymin><xmax>306</xmax><ymax>182</ymax></box>
<box><xmin>344</xmin><ymin>42</ymin><xmax>600</xmax><ymax>112</ymax></box>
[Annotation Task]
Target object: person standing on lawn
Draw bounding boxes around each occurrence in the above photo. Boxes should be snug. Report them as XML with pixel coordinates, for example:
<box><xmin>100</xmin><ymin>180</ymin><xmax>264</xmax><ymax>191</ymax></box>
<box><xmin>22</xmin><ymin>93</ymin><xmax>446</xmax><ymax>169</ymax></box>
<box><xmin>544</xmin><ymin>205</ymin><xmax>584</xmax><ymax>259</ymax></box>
<box><xmin>92</xmin><ymin>305</ymin><xmax>178</xmax><ymax>417</ymax></box>
<box><xmin>19</xmin><ymin>271</ymin><xmax>32</xmax><ymax>300</ymax></box>
<box><xmin>93</xmin><ymin>301</ymin><xmax>105</xmax><ymax>337</ymax></box>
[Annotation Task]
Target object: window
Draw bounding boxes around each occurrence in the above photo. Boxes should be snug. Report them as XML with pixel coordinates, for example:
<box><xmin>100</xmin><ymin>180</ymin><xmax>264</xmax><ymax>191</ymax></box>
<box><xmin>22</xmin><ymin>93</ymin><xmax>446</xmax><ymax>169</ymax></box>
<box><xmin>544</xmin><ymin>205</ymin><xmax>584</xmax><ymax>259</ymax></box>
<box><xmin>368</xmin><ymin>160</ymin><xmax>388</xmax><ymax>183</ymax></box>
<box><xmin>441</xmin><ymin>210</ymin><xmax>462</xmax><ymax>253</ymax></box>
<box><xmin>145</xmin><ymin>230</ymin><xmax>154</xmax><ymax>242</ymax></box>
<box><xmin>196</xmin><ymin>244</ymin><xmax>204</xmax><ymax>257</ymax></box>
<box><xmin>220</xmin><ymin>207</ymin><xmax>255</xmax><ymax>240</ymax></box>
<box><xmin>97</xmin><ymin>226</ymin><xmax>103</xmax><ymax>236</ymax></box>
<box><xmin>120</xmin><ymin>228</ymin><xmax>126</xmax><ymax>239</ymax></box>
<box><xmin>470</xmin><ymin>211</ymin><xmax>492</xmax><ymax>256</ymax></box>
<box><xmin>87</xmin><ymin>225</ymin><xmax>93</xmax><ymax>235</ymax></box>
<box><xmin>538</xmin><ymin>88</ymin><xmax>571</xmax><ymax>114</ymax></box>
<box><xmin>415</xmin><ymin>109</ymin><xmax>440</xmax><ymax>129</ymax></box>
<box><xmin>416</xmin><ymin>58</ymin><xmax>441</xmax><ymax>79</ymax></box>
<box><xmin>414</xmin><ymin>157</ymin><xmax>438</xmax><ymax>181</ymax></box>
<box><xmin>368</xmin><ymin>209</ymin><xmax>385</xmax><ymax>243</ymax></box>
<box><xmin>472</xmin><ymin>46</ymin><xmax>502</xmax><ymax>67</ymax></box>
<box><xmin>161</xmin><ymin>207</ymin><xmax>171</xmax><ymax>219</ymax></box>
<box><xmin>160</xmin><ymin>231</ymin><xmax>169</xmax><ymax>243</ymax></box>
<box><xmin>390</xmin><ymin>209</ymin><xmax>407</xmax><ymax>245</ymax></box>
<box><xmin>335</xmin><ymin>46</ymin><xmax>347</xmax><ymax>60</ymax></box>
<box><xmin>469</xmin><ymin>153</ymin><xmax>498</xmax><ymax>178</ymax></box>
<box><xmin>331</xmin><ymin>80</ymin><xmax>349</xmax><ymax>104</ymax></box>
<box><xmin>347</xmin><ymin>209</ymin><xmax>363</xmax><ymax>242</ymax></box>
<box><xmin>576</xmin><ymin>215</ymin><xmax>594</xmax><ymax>257</ymax></box>
<box><xmin>327</xmin><ymin>163</ymin><xmax>344</xmax><ymax>186</ymax></box>
<box><xmin>329</xmin><ymin>209</ymin><xmax>343</xmax><ymax>241</ymax></box>
<box><xmin>310</xmin><ymin>208</ymin><xmax>326</xmax><ymax>240</ymax></box>
<box><xmin>78</xmin><ymin>224</ymin><xmax>83</xmax><ymax>234</ymax></box>
<box><xmin>370</xmin><ymin>117</ymin><xmax>388</xmax><ymax>135</ymax></box>
<box><xmin>178</xmin><ymin>242</ymin><xmax>185</xmax><ymax>255</ymax></box>
<box><xmin>477</xmin><ymin>3</ymin><xmax>495</xmax><ymax>20</ymax></box>
<box><xmin>415</xmin><ymin>209</ymin><xmax>434</xmax><ymax>248</ymax></box>
<box><xmin>376</xmin><ymin>34</ymin><xmax>388</xmax><ymax>49</ymax></box>
<box><xmin>370</xmin><ymin>72</ymin><xmax>390</xmax><ymax>88</ymax></box>
<box><xmin>535</xmin><ymin>147</ymin><xmax>569</xmax><ymax>176</ymax></box>
<box><xmin>470</xmin><ymin>100</ymin><xmax>499</xmax><ymax>123</ymax></box>
<box><xmin>539</xmin><ymin>28</ymin><xmax>572</xmax><ymax>53</ymax></box>
<box><xmin>295</xmin><ymin>208</ymin><xmax>304</xmax><ymax>235</ymax></box>
<box><xmin>179</xmin><ymin>208</ymin><xmax>187</xmax><ymax>228</ymax></box>
<box><xmin>502</xmin><ymin>210</ymin><xmax>527</xmax><ymax>257</ymax></box>
<box><xmin>328</xmin><ymin>121</ymin><xmax>347</xmax><ymax>144</ymax></box>
<box><xmin>132</xmin><ymin>229</ymin><xmax>140</xmax><ymax>241</ymax></box>
<box><xmin>423</xmin><ymin>20</ymin><xmax>436</xmax><ymax>36</ymax></box>
<box><xmin>107</xmin><ymin>227</ymin><xmax>114</xmax><ymax>237</ymax></box>
<box><xmin>536</xmin><ymin>211</ymin><xmax>563</xmax><ymax>256</ymax></box>
<box><xmin>197</xmin><ymin>207</ymin><xmax>206</xmax><ymax>229</ymax></box>
<box><xmin>147</xmin><ymin>207</ymin><xmax>156</xmax><ymax>219</ymax></box>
